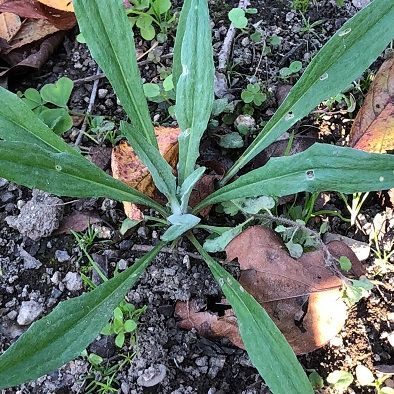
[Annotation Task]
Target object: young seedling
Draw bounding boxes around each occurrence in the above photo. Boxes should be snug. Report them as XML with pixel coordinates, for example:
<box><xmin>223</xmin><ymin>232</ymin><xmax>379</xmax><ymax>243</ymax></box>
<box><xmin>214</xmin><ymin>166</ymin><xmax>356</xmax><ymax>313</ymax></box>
<box><xmin>126</xmin><ymin>0</ymin><xmax>175</xmax><ymax>41</ymax></box>
<box><xmin>280</xmin><ymin>60</ymin><xmax>303</xmax><ymax>78</ymax></box>
<box><xmin>1</xmin><ymin>1</ymin><xmax>394</xmax><ymax>394</ymax></box>
<box><xmin>18</xmin><ymin>77</ymin><xmax>74</xmax><ymax>135</ymax></box>
<box><xmin>241</xmin><ymin>83</ymin><xmax>267</xmax><ymax>106</ymax></box>
<box><xmin>326</xmin><ymin>370</ymin><xmax>354</xmax><ymax>392</ymax></box>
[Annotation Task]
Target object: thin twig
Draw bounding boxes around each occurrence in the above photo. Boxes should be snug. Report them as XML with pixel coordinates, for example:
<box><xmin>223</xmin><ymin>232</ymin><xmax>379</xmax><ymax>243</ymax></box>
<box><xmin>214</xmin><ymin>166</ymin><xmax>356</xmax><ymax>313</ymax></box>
<box><xmin>75</xmin><ymin>66</ymin><xmax>101</xmax><ymax>146</ymax></box>
<box><xmin>218</xmin><ymin>0</ymin><xmax>251</xmax><ymax>71</ymax></box>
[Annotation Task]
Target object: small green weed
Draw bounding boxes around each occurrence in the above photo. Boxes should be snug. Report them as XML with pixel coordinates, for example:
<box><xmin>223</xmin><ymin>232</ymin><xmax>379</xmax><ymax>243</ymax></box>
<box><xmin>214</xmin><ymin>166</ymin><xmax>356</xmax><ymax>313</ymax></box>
<box><xmin>241</xmin><ymin>83</ymin><xmax>267</xmax><ymax>106</ymax></box>
<box><xmin>279</xmin><ymin>60</ymin><xmax>303</xmax><ymax>78</ymax></box>
<box><xmin>228</xmin><ymin>7</ymin><xmax>257</xmax><ymax>29</ymax></box>
<box><xmin>18</xmin><ymin>77</ymin><xmax>74</xmax><ymax>135</ymax></box>
<box><xmin>101</xmin><ymin>301</ymin><xmax>146</xmax><ymax>348</ymax></box>
<box><xmin>326</xmin><ymin>370</ymin><xmax>354</xmax><ymax>392</ymax></box>
<box><xmin>87</xmin><ymin>116</ymin><xmax>118</xmax><ymax>145</ymax></box>
<box><xmin>126</xmin><ymin>0</ymin><xmax>175</xmax><ymax>41</ymax></box>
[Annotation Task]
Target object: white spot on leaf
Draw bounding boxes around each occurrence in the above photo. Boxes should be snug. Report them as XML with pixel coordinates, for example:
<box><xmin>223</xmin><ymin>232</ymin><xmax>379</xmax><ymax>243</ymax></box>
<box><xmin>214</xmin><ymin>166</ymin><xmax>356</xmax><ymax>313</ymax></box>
<box><xmin>319</xmin><ymin>73</ymin><xmax>328</xmax><ymax>81</ymax></box>
<box><xmin>338</xmin><ymin>28</ymin><xmax>351</xmax><ymax>37</ymax></box>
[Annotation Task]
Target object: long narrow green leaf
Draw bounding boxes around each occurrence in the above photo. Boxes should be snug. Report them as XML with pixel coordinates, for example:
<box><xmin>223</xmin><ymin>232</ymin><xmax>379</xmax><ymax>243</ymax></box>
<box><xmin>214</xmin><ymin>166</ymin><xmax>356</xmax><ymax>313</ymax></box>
<box><xmin>172</xmin><ymin>0</ymin><xmax>192</xmax><ymax>89</ymax></box>
<box><xmin>0</xmin><ymin>243</ymin><xmax>163</xmax><ymax>389</ymax></box>
<box><xmin>0</xmin><ymin>141</ymin><xmax>167</xmax><ymax>216</ymax></box>
<box><xmin>221</xmin><ymin>0</ymin><xmax>394</xmax><ymax>185</ymax></box>
<box><xmin>73</xmin><ymin>0</ymin><xmax>157</xmax><ymax>147</ymax></box>
<box><xmin>175</xmin><ymin>0</ymin><xmax>214</xmax><ymax>184</ymax></box>
<box><xmin>194</xmin><ymin>144</ymin><xmax>394</xmax><ymax>213</ymax></box>
<box><xmin>188</xmin><ymin>235</ymin><xmax>313</xmax><ymax>394</ymax></box>
<box><xmin>121</xmin><ymin>122</ymin><xmax>180</xmax><ymax>213</ymax></box>
<box><xmin>0</xmin><ymin>88</ymin><xmax>77</xmax><ymax>155</ymax></box>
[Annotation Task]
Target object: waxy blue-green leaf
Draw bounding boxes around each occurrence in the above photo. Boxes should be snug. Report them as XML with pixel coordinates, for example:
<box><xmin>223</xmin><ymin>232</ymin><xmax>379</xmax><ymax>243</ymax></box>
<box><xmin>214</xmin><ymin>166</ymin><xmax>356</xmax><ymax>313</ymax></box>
<box><xmin>0</xmin><ymin>243</ymin><xmax>163</xmax><ymax>389</ymax></box>
<box><xmin>121</xmin><ymin>122</ymin><xmax>180</xmax><ymax>213</ymax></box>
<box><xmin>0</xmin><ymin>88</ymin><xmax>77</xmax><ymax>155</ymax></box>
<box><xmin>178</xmin><ymin>166</ymin><xmax>206</xmax><ymax>212</ymax></box>
<box><xmin>189</xmin><ymin>235</ymin><xmax>313</xmax><ymax>394</ymax></box>
<box><xmin>73</xmin><ymin>0</ymin><xmax>157</xmax><ymax>147</ymax></box>
<box><xmin>0</xmin><ymin>141</ymin><xmax>167</xmax><ymax>216</ymax></box>
<box><xmin>172</xmin><ymin>0</ymin><xmax>192</xmax><ymax>89</ymax></box>
<box><xmin>162</xmin><ymin>213</ymin><xmax>200</xmax><ymax>241</ymax></box>
<box><xmin>175</xmin><ymin>0</ymin><xmax>214</xmax><ymax>184</ymax></box>
<box><xmin>194</xmin><ymin>144</ymin><xmax>394</xmax><ymax>212</ymax></box>
<box><xmin>221</xmin><ymin>0</ymin><xmax>394</xmax><ymax>185</ymax></box>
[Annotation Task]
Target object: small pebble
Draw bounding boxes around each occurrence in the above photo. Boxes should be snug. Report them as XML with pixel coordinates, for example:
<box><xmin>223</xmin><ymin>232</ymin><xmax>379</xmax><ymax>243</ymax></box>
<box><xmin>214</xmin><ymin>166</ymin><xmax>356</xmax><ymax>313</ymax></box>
<box><xmin>63</xmin><ymin>272</ymin><xmax>83</xmax><ymax>292</ymax></box>
<box><xmin>51</xmin><ymin>271</ymin><xmax>61</xmax><ymax>285</ymax></box>
<box><xmin>1</xmin><ymin>192</ymin><xmax>14</xmax><ymax>203</ymax></box>
<box><xmin>118</xmin><ymin>259</ymin><xmax>128</xmax><ymax>271</ymax></box>
<box><xmin>17</xmin><ymin>300</ymin><xmax>43</xmax><ymax>325</ymax></box>
<box><xmin>19</xmin><ymin>247</ymin><xmax>42</xmax><ymax>270</ymax></box>
<box><xmin>137</xmin><ymin>364</ymin><xmax>166</xmax><ymax>387</ymax></box>
<box><xmin>55</xmin><ymin>250</ymin><xmax>70</xmax><ymax>263</ymax></box>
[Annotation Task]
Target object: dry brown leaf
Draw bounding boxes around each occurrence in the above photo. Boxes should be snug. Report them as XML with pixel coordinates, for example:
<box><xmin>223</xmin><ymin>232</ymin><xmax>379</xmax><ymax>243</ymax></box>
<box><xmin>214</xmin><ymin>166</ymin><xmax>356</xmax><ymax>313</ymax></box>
<box><xmin>111</xmin><ymin>127</ymin><xmax>180</xmax><ymax>220</ymax></box>
<box><xmin>0</xmin><ymin>31</ymin><xmax>64</xmax><ymax>77</ymax></box>
<box><xmin>175</xmin><ymin>299</ymin><xmax>244</xmax><ymax>349</ymax></box>
<box><xmin>4</xmin><ymin>19</ymin><xmax>59</xmax><ymax>54</ymax></box>
<box><xmin>188</xmin><ymin>175</ymin><xmax>220</xmax><ymax>217</ymax></box>
<box><xmin>177</xmin><ymin>226</ymin><xmax>364</xmax><ymax>355</ymax></box>
<box><xmin>226</xmin><ymin>226</ymin><xmax>361</xmax><ymax>354</ymax></box>
<box><xmin>37</xmin><ymin>0</ymin><xmax>73</xmax><ymax>12</ymax></box>
<box><xmin>54</xmin><ymin>211</ymin><xmax>102</xmax><ymax>235</ymax></box>
<box><xmin>0</xmin><ymin>12</ymin><xmax>21</xmax><ymax>42</ymax></box>
<box><xmin>0</xmin><ymin>0</ymin><xmax>76</xmax><ymax>30</ymax></box>
<box><xmin>349</xmin><ymin>56</ymin><xmax>394</xmax><ymax>153</ymax></box>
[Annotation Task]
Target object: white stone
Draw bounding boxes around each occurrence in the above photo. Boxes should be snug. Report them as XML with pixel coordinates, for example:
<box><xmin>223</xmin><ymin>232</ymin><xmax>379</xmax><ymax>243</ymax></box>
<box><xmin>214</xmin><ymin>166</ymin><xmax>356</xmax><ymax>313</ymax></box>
<box><xmin>64</xmin><ymin>272</ymin><xmax>83</xmax><ymax>291</ymax></box>
<box><xmin>98</xmin><ymin>88</ymin><xmax>108</xmax><ymax>99</ymax></box>
<box><xmin>17</xmin><ymin>300</ymin><xmax>43</xmax><ymax>325</ymax></box>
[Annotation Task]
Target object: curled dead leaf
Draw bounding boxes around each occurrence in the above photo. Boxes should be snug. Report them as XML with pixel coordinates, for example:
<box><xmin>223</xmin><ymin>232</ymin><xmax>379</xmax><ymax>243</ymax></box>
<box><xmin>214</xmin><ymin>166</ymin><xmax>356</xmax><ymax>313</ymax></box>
<box><xmin>177</xmin><ymin>226</ymin><xmax>364</xmax><ymax>355</ymax></box>
<box><xmin>0</xmin><ymin>31</ymin><xmax>64</xmax><ymax>77</ymax></box>
<box><xmin>175</xmin><ymin>299</ymin><xmax>244</xmax><ymax>349</ymax></box>
<box><xmin>4</xmin><ymin>19</ymin><xmax>59</xmax><ymax>54</ymax></box>
<box><xmin>111</xmin><ymin>126</ymin><xmax>180</xmax><ymax>220</ymax></box>
<box><xmin>0</xmin><ymin>0</ymin><xmax>76</xmax><ymax>30</ymax></box>
<box><xmin>349</xmin><ymin>56</ymin><xmax>394</xmax><ymax>153</ymax></box>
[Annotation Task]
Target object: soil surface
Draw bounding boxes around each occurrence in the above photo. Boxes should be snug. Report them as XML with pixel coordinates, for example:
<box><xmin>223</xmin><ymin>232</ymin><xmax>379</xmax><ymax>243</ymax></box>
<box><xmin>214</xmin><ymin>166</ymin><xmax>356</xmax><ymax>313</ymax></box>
<box><xmin>1</xmin><ymin>1</ymin><xmax>393</xmax><ymax>394</ymax></box>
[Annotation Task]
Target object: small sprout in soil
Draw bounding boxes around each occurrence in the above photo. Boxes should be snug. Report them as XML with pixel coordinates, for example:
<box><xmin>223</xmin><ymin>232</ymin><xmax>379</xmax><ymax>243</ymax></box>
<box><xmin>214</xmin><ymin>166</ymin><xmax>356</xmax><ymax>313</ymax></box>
<box><xmin>341</xmin><ymin>278</ymin><xmax>374</xmax><ymax>306</ymax></box>
<box><xmin>280</xmin><ymin>61</ymin><xmax>303</xmax><ymax>78</ymax></box>
<box><xmin>101</xmin><ymin>300</ymin><xmax>146</xmax><ymax>348</ymax></box>
<box><xmin>326</xmin><ymin>370</ymin><xmax>354</xmax><ymax>392</ymax></box>
<box><xmin>307</xmin><ymin>369</ymin><xmax>324</xmax><ymax>389</ymax></box>
<box><xmin>241</xmin><ymin>83</ymin><xmax>267</xmax><ymax>106</ymax></box>
<box><xmin>18</xmin><ymin>77</ymin><xmax>74</xmax><ymax>135</ymax></box>
<box><xmin>126</xmin><ymin>0</ymin><xmax>175</xmax><ymax>41</ymax></box>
